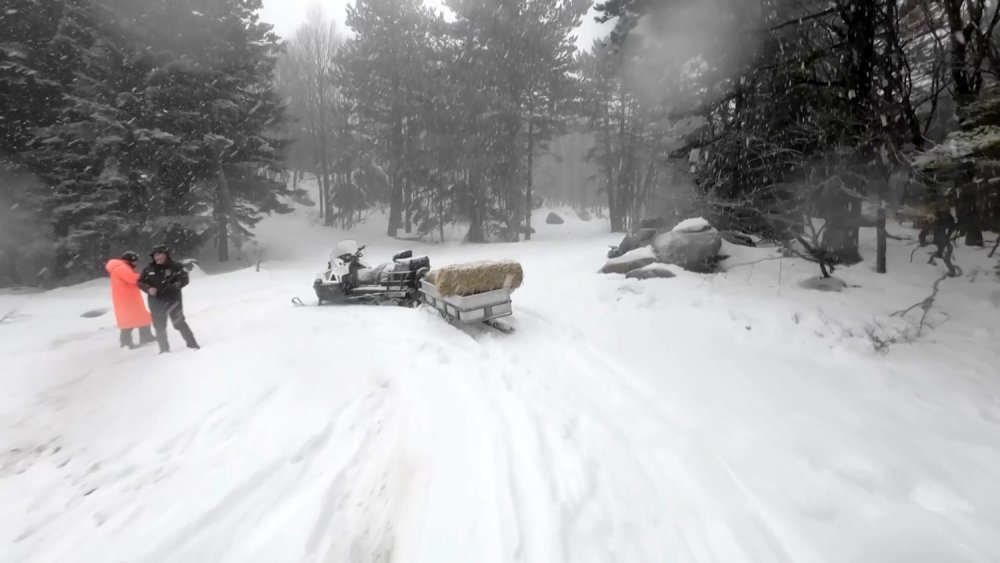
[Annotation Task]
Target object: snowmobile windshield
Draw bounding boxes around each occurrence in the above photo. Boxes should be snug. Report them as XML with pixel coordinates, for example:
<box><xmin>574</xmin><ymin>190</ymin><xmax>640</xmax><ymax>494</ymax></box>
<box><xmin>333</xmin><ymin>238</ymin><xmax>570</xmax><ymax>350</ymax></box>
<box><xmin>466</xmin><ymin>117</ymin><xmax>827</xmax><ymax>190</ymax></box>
<box><xmin>335</xmin><ymin>240</ymin><xmax>359</xmax><ymax>256</ymax></box>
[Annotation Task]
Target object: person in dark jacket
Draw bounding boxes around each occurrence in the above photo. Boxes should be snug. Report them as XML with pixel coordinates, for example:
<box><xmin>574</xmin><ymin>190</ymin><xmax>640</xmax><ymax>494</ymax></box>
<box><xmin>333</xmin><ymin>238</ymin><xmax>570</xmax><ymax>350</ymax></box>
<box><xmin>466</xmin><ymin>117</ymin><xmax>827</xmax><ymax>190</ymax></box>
<box><xmin>138</xmin><ymin>245</ymin><xmax>200</xmax><ymax>353</ymax></box>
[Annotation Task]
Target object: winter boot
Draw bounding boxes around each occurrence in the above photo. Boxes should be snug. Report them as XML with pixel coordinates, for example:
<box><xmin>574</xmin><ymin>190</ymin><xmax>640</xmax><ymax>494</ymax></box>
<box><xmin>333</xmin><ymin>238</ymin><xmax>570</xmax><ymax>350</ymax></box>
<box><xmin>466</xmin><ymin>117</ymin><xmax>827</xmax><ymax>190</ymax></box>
<box><xmin>177</xmin><ymin>322</ymin><xmax>199</xmax><ymax>350</ymax></box>
<box><xmin>119</xmin><ymin>329</ymin><xmax>135</xmax><ymax>349</ymax></box>
<box><xmin>138</xmin><ymin>325</ymin><xmax>156</xmax><ymax>345</ymax></box>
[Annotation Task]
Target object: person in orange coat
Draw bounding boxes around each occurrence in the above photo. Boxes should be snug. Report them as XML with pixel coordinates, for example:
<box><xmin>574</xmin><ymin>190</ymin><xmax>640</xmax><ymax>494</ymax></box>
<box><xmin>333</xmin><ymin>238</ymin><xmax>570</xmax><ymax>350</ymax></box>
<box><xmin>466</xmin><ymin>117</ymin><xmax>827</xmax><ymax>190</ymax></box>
<box><xmin>106</xmin><ymin>251</ymin><xmax>156</xmax><ymax>348</ymax></box>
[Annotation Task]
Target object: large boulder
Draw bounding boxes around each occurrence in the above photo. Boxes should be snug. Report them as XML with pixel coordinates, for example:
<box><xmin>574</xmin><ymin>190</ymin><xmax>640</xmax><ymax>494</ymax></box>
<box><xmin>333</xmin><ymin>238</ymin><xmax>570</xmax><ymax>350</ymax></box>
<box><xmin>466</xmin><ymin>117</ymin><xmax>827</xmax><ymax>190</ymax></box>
<box><xmin>639</xmin><ymin>216</ymin><xmax>668</xmax><ymax>230</ymax></box>
<box><xmin>720</xmin><ymin>230</ymin><xmax>758</xmax><ymax>247</ymax></box>
<box><xmin>607</xmin><ymin>228</ymin><xmax>658</xmax><ymax>258</ymax></box>
<box><xmin>600</xmin><ymin>246</ymin><xmax>656</xmax><ymax>274</ymax></box>
<box><xmin>576</xmin><ymin>208</ymin><xmax>592</xmax><ymax>222</ymax></box>
<box><xmin>652</xmin><ymin>217</ymin><xmax>722</xmax><ymax>272</ymax></box>
<box><xmin>625</xmin><ymin>263</ymin><xmax>677</xmax><ymax>280</ymax></box>
<box><xmin>670</xmin><ymin>217</ymin><xmax>712</xmax><ymax>233</ymax></box>
<box><xmin>800</xmin><ymin>276</ymin><xmax>847</xmax><ymax>292</ymax></box>
<box><xmin>546</xmin><ymin>212</ymin><xmax>564</xmax><ymax>225</ymax></box>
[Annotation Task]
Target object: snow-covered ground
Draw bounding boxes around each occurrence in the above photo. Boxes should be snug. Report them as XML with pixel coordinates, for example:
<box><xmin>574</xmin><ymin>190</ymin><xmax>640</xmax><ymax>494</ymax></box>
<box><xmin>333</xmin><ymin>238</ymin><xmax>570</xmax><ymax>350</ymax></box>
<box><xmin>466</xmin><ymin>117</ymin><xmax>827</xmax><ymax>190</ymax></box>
<box><xmin>2</xmin><ymin>199</ymin><xmax>1000</xmax><ymax>562</ymax></box>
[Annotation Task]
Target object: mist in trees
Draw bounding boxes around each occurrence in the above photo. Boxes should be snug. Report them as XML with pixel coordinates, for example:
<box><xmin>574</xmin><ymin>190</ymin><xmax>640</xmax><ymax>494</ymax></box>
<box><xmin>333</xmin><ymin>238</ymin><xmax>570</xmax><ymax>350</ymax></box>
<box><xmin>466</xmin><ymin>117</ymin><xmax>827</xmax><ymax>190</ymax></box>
<box><xmin>3</xmin><ymin>0</ymin><xmax>1000</xmax><ymax>287</ymax></box>
<box><xmin>275</xmin><ymin>0</ymin><xmax>589</xmax><ymax>242</ymax></box>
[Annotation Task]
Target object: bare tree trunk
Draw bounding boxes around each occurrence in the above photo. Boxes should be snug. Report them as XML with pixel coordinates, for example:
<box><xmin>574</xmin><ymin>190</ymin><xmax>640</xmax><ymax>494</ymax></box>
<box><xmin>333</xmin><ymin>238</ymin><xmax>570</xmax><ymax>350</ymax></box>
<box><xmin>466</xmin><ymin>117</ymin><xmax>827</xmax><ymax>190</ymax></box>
<box><xmin>876</xmin><ymin>206</ymin><xmax>887</xmax><ymax>273</ymax></box>
<box><xmin>214</xmin><ymin>153</ymin><xmax>233</xmax><ymax>262</ymax></box>
<box><xmin>467</xmin><ymin>167</ymin><xmax>485</xmax><ymax>242</ymax></box>
<box><xmin>404</xmin><ymin>172</ymin><xmax>412</xmax><ymax>234</ymax></box>
<box><xmin>0</xmin><ymin>247</ymin><xmax>22</xmax><ymax>287</ymax></box>
<box><xmin>388</xmin><ymin>109</ymin><xmax>403</xmax><ymax>237</ymax></box>
<box><xmin>316</xmin><ymin>165</ymin><xmax>326</xmax><ymax>221</ymax></box>
<box><xmin>615</xmin><ymin>97</ymin><xmax>628</xmax><ymax>232</ymax></box>
<box><xmin>438</xmin><ymin>187</ymin><xmax>445</xmax><ymax>242</ymax></box>
<box><xmin>525</xmin><ymin>107</ymin><xmax>534</xmax><ymax>241</ymax></box>
<box><xmin>319</xmin><ymin>159</ymin><xmax>332</xmax><ymax>226</ymax></box>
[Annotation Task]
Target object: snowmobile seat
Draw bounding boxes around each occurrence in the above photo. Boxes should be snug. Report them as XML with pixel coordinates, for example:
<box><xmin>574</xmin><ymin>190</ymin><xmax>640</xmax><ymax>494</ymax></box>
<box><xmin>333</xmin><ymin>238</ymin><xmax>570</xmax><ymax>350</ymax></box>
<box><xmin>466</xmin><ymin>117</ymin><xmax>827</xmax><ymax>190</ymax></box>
<box><xmin>356</xmin><ymin>264</ymin><xmax>389</xmax><ymax>284</ymax></box>
<box><xmin>394</xmin><ymin>255</ymin><xmax>430</xmax><ymax>272</ymax></box>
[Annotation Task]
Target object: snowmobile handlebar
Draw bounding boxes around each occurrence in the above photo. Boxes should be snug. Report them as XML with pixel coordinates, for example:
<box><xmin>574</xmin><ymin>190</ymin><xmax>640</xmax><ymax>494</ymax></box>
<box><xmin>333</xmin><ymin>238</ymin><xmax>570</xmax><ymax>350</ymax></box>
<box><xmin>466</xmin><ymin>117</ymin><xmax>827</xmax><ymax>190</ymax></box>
<box><xmin>336</xmin><ymin>245</ymin><xmax>366</xmax><ymax>263</ymax></box>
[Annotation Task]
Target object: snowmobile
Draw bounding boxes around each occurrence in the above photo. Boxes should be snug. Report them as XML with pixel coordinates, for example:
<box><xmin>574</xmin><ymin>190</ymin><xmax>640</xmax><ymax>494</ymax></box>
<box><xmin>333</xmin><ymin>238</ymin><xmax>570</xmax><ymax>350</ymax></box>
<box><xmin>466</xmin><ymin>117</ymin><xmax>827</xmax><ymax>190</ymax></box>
<box><xmin>296</xmin><ymin>240</ymin><xmax>516</xmax><ymax>333</ymax></box>
<box><xmin>309</xmin><ymin>239</ymin><xmax>430</xmax><ymax>306</ymax></box>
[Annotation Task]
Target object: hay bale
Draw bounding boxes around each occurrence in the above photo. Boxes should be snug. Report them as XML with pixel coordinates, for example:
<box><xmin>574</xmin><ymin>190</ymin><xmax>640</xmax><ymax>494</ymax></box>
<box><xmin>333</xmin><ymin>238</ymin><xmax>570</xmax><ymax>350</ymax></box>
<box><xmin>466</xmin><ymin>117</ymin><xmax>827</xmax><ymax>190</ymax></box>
<box><xmin>426</xmin><ymin>260</ymin><xmax>524</xmax><ymax>297</ymax></box>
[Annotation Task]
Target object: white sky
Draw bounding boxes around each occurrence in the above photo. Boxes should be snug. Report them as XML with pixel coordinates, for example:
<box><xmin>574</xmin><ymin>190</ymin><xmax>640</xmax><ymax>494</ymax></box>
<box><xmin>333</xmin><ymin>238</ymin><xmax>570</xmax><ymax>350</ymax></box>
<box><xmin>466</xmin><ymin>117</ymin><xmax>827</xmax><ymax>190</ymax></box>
<box><xmin>258</xmin><ymin>0</ymin><xmax>613</xmax><ymax>52</ymax></box>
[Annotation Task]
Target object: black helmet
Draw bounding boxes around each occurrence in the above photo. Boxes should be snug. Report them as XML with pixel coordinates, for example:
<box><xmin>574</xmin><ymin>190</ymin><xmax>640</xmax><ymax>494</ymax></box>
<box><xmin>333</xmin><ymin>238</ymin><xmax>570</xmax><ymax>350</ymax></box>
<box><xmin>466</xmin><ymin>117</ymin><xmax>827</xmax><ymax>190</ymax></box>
<box><xmin>150</xmin><ymin>244</ymin><xmax>171</xmax><ymax>257</ymax></box>
<box><xmin>121</xmin><ymin>251</ymin><xmax>139</xmax><ymax>263</ymax></box>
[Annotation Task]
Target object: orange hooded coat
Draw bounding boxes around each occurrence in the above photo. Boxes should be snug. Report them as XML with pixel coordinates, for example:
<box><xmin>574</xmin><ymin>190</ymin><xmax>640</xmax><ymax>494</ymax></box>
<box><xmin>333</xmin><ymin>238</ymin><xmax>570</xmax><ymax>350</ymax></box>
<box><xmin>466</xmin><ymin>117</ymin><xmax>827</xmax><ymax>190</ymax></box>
<box><xmin>106</xmin><ymin>258</ymin><xmax>153</xmax><ymax>329</ymax></box>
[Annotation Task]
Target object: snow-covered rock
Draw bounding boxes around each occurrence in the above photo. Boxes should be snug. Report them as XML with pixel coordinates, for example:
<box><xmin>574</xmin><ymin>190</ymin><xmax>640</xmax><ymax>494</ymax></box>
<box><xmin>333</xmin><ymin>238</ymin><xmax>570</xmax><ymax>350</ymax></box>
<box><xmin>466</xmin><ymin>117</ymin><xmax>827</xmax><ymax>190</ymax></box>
<box><xmin>608</xmin><ymin>228</ymin><xmax>658</xmax><ymax>258</ymax></box>
<box><xmin>720</xmin><ymin>230</ymin><xmax>759</xmax><ymax>247</ymax></box>
<box><xmin>652</xmin><ymin>222</ymin><xmax>722</xmax><ymax>273</ymax></box>
<box><xmin>800</xmin><ymin>275</ymin><xmax>848</xmax><ymax>292</ymax></box>
<box><xmin>600</xmin><ymin>245</ymin><xmax>656</xmax><ymax>274</ymax></box>
<box><xmin>625</xmin><ymin>263</ymin><xmax>677</xmax><ymax>280</ymax></box>
<box><xmin>671</xmin><ymin>217</ymin><xmax>712</xmax><ymax>233</ymax></box>
<box><xmin>545</xmin><ymin>212</ymin><xmax>564</xmax><ymax>225</ymax></box>
<box><xmin>638</xmin><ymin>216</ymin><xmax>668</xmax><ymax>230</ymax></box>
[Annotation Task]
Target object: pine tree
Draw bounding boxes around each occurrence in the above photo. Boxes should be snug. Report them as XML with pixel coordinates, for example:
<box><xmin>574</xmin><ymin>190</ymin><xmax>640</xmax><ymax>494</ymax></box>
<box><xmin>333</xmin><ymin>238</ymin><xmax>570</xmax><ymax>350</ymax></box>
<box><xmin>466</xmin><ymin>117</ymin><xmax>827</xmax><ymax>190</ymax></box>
<box><xmin>3</xmin><ymin>0</ymin><xmax>136</xmax><ymax>278</ymax></box>
<box><xmin>2</xmin><ymin>0</ymin><xmax>290</xmax><ymax>281</ymax></box>
<box><xmin>125</xmin><ymin>0</ymin><xmax>289</xmax><ymax>261</ymax></box>
<box><xmin>342</xmin><ymin>0</ymin><xmax>435</xmax><ymax>237</ymax></box>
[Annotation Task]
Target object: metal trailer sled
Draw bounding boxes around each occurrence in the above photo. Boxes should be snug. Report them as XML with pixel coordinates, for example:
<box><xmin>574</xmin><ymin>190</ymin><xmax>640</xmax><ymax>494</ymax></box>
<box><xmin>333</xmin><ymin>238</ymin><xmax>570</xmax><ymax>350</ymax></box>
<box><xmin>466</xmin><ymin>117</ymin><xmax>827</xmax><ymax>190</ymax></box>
<box><xmin>418</xmin><ymin>280</ymin><xmax>515</xmax><ymax>333</ymax></box>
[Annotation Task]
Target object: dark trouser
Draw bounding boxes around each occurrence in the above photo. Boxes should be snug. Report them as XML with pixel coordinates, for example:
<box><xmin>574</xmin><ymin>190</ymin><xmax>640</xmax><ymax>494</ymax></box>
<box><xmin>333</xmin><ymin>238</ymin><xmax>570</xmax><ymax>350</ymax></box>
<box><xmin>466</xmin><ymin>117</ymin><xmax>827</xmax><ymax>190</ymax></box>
<box><xmin>120</xmin><ymin>326</ymin><xmax>156</xmax><ymax>348</ymax></box>
<box><xmin>150</xmin><ymin>297</ymin><xmax>198</xmax><ymax>353</ymax></box>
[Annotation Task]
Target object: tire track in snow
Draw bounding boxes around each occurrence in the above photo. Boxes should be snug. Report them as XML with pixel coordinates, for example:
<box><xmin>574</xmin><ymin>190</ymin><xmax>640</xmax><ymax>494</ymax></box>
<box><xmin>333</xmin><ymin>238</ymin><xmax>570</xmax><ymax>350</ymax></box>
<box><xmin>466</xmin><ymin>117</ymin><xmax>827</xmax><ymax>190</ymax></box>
<box><xmin>145</xmin><ymin>376</ymin><xmax>394</xmax><ymax>562</ymax></box>
<box><xmin>476</xmin><ymin>332</ymin><xmax>663</xmax><ymax>562</ymax></box>
<box><xmin>467</xmin><ymin>312</ymin><xmax>807</xmax><ymax>563</ymax></box>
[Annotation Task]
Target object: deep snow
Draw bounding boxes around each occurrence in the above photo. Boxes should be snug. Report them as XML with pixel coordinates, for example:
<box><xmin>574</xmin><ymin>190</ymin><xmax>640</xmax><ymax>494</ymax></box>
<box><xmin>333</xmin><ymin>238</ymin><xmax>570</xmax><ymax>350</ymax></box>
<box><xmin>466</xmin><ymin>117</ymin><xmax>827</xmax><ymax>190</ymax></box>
<box><xmin>2</xmin><ymin>199</ymin><xmax>1000</xmax><ymax>562</ymax></box>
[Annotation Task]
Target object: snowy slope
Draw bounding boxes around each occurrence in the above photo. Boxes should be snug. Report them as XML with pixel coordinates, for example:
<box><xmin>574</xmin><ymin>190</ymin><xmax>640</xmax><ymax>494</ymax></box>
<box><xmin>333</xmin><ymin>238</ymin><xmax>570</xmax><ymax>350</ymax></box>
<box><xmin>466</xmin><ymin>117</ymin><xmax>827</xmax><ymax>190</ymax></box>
<box><xmin>2</xmin><ymin>204</ymin><xmax>1000</xmax><ymax>562</ymax></box>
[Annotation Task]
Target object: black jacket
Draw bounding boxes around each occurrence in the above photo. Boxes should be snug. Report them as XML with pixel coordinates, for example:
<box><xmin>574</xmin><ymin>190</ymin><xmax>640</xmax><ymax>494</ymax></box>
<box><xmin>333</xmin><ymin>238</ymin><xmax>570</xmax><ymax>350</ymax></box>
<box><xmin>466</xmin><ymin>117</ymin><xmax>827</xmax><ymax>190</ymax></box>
<box><xmin>139</xmin><ymin>260</ymin><xmax>189</xmax><ymax>300</ymax></box>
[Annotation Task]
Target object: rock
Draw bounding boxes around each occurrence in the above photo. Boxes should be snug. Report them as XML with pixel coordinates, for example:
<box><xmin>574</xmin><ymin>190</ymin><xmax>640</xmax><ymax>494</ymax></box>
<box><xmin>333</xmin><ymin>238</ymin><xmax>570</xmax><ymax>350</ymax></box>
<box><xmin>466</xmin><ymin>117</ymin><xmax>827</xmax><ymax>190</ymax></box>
<box><xmin>671</xmin><ymin>217</ymin><xmax>712</xmax><ymax>233</ymax></box>
<box><xmin>800</xmin><ymin>276</ymin><xmax>847</xmax><ymax>292</ymax></box>
<box><xmin>546</xmin><ymin>212</ymin><xmax>564</xmax><ymax>225</ymax></box>
<box><xmin>625</xmin><ymin>263</ymin><xmax>677</xmax><ymax>280</ymax></box>
<box><xmin>720</xmin><ymin>230</ymin><xmax>758</xmax><ymax>247</ymax></box>
<box><xmin>639</xmin><ymin>217</ymin><xmax>668</xmax><ymax>230</ymax></box>
<box><xmin>576</xmin><ymin>209</ymin><xmax>592</xmax><ymax>222</ymax></box>
<box><xmin>80</xmin><ymin>308</ymin><xmax>109</xmax><ymax>318</ymax></box>
<box><xmin>600</xmin><ymin>246</ymin><xmax>656</xmax><ymax>274</ymax></box>
<box><xmin>608</xmin><ymin>228</ymin><xmax>657</xmax><ymax>258</ymax></box>
<box><xmin>652</xmin><ymin>221</ymin><xmax>722</xmax><ymax>273</ymax></box>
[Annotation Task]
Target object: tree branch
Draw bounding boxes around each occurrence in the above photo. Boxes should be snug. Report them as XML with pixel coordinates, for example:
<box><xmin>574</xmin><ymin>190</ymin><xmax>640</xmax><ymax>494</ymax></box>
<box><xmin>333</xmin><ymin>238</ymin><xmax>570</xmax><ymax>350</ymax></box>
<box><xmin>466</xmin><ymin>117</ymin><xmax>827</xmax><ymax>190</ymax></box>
<box><xmin>759</xmin><ymin>7</ymin><xmax>838</xmax><ymax>34</ymax></box>
<box><xmin>891</xmin><ymin>273</ymin><xmax>948</xmax><ymax>337</ymax></box>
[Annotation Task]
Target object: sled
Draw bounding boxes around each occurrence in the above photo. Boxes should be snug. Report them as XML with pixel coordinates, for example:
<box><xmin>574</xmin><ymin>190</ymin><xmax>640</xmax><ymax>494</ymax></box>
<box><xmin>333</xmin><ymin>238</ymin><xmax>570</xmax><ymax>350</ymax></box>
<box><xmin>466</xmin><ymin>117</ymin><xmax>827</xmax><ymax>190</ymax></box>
<box><xmin>418</xmin><ymin>280</ymin><xmax>515</xmax><ymax>333</ymax></box>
